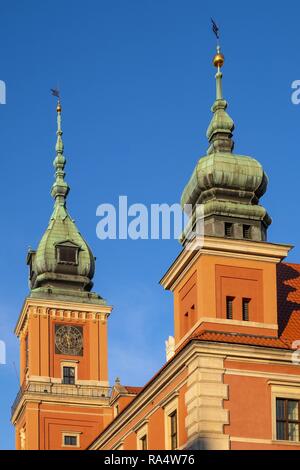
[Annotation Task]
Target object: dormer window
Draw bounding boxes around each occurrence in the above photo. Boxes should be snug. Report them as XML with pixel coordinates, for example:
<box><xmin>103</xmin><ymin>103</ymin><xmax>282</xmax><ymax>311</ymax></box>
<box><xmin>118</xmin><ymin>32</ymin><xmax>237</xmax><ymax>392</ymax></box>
<box><xmin>56</xmin><ymin>242</ymin><xmax>79</xmax><ymax>265</ymax></box>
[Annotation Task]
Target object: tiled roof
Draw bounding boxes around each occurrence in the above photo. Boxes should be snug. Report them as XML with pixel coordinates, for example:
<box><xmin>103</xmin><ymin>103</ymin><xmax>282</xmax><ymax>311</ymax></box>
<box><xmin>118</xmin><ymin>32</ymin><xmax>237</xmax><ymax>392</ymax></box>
<box><xmin>190</xmin><ymin>329</ymin><xmax>290</xmax><ymax>348</ymax></box>
<box><xmin>123</xmin><ymin>386</ymin><xmax>143</xmax><ymax>395</ymax></box>
<box><xmin>277</xmin><ymin>262</ymin><xmax>300</xmax><ymax>347</ymax></box>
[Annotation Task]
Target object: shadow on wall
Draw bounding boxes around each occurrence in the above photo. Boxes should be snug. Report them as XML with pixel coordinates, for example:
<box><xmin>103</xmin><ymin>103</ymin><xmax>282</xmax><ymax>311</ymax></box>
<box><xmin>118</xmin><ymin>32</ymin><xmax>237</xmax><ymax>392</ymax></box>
<box><xmin>184</xmin><ymin>436</ymin><xmax>228</xmax><ymax>450</ymax></box>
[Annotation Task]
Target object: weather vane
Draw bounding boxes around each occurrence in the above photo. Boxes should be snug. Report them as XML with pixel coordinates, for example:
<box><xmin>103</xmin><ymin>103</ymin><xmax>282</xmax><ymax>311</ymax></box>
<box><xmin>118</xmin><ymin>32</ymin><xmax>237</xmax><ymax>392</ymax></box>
<box><xmin>50</xmin><ymin>88</ymin><xmax>61</xmax><ymax>112</ymax></box>
<box><xmin>211</xmin><ymin>18</ymin><xmax>224</xmax><ymax>70</ymax></box>
<box><xmin>211</xmin><ymin>18</ymin><xmax>220</xmax><ymax>47</ymax></box>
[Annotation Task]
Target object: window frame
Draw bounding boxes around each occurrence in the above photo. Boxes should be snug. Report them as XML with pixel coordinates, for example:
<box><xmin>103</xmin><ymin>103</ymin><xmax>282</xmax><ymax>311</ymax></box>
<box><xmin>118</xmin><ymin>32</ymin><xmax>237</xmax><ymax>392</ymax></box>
<box><xmin>243</xmin><ymin>224</ymin><xmax>251</xmax><ymax>239</ymax></box>
<box><xmin>271</xmin><ymin>384</ymin><xmax>300</xmax><ymax>443</ymax></box>
<box><xmin>140</xmin><ymin>434</ymin><xmax>148</xmax><ymax>450</ymax></box>
<box><xmin>226</xmin><ymin>296</ymin><xmax>234</xmax><ymax>320</ymax></box>
<box><xmin>225</xmin><ymin>222</ymin><xmax>233</xmax><ymax>238</ymax></box>
<box><xmin>135</xmin><ymin>421</ymin><xmax>149</xmax><ymax>450</ymax></box>
<box><xmin>276</xmin><ymin>398</ymin><xmax>300</xmax><ymax>441</ymax></box>
<box><xmin>163</xmin><ymin>396</ymin><xmax>179</xmax><ymax>450</ymax></box>
<box><xmin>169</xmin><ymin>410</ymin><xmax>178</xmax><ymax>450</ymax></box>
<box><xmin>62</xmin><ymin>366</ymin><xmax>76</xmax><ymax>385</ymax></box>
<box><xmin>242</xmin><ymin>298</ymin><xmax>251</xmax><ymax>321</ymax></box>
<box><xmin>60</xmin><ymin>361</ymin><xmax>78</xmax><ymax>385</ymax></box>
<box><xmin>61</xmin><ymin>432</ymin><xmax>81</xmax><ymax>448</ymax></box>
<box><xmin>56</xmin><ymin>244</ymin><xmax>79</xmax><ymax>266</ymax></box>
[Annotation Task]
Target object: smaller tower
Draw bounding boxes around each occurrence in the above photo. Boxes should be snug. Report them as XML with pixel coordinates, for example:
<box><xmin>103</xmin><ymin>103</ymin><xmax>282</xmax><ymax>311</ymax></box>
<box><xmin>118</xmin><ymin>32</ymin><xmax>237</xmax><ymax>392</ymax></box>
<box><xmin>181</xmin><ymin>45</ymin><xmax>271</xmax><ymax>244</ymax></box>
<box><xmin>161</xmin><ymin>42</ymin><xmax>289</xmax><ymax>356</ymax></box>
<box><xmin>12</xmin><ymin>98</ymin><xmax>113</xmax><ymax>450</ymax></box>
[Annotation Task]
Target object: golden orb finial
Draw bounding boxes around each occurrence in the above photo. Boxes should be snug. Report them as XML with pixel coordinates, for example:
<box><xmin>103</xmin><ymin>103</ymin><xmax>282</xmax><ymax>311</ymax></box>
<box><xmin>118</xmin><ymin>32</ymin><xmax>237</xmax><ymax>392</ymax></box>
<box><xmin>56</xmin><ymin>101</ymin><xmax>62</xmax><ymax>113</ymax></box>
<box><xmin>213</xmin><ymin>51</ymin><xmax>224</xmax><ymax>68</ymax></box>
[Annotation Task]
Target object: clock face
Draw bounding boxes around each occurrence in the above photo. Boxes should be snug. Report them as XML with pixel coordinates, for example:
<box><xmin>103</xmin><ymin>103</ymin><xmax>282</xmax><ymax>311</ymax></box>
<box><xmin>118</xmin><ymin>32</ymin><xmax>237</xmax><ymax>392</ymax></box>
<box><xmin>55</xmin><ymin>325</ymin><xmax>83</xmax><ymax>356</ymax></box>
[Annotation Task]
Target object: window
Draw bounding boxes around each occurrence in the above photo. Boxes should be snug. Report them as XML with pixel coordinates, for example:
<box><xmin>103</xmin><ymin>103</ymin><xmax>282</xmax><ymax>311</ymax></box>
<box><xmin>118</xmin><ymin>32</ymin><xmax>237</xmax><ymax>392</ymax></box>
<box><xmin>62</xmin><ymin>366</ymin><xmax>75</xmax><ymax>385</ymax></box>
<box><xmin>243</xmin><ymin>225</ymin><xmax>251</xmax><ymax>239</ymax></box>
<box><xmin>226</xmin><ymin>296</ymin><xmax>234</xmax><ymax>320</ymax></box>
<box><xmin>140</xmin><ymin>434</ymin><xmax>147</xmax><ymax>450</ymax></box>
<box><xmin>242</xmin><ymin>298</ymin><xmax>250</xmax><ymax>321</ymax></box>
<box><xmin>169</xmin><ymin>411</ymin><xmax>178</xmax><ymax>450</ymax></box>
<box><xmin>225</xmin><ymin>222</ymin><xmax>233</xmax><ymax>237</ymax></box>
<box><xmin>64</xmin><ymin>435</ymin><xmax>78</xmax><ymax>446</ymax></box>
<box><xmin>136</xmin><ymin>422</ymin><xmax>149</xmax><ymax>450</ymax></box>
<box><xmin>276</xmin><ymin>398</ymin><xmax>300</xmax><ymax>441</ymax></box>
<box><xmin>57</xmin><ymin>245</ymin><xmax>78</xmax><ymax>265</ymax></box>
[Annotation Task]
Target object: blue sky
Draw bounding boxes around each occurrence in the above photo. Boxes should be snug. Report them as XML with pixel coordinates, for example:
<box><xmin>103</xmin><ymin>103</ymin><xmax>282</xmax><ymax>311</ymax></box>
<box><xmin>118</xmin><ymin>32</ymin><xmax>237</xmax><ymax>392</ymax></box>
<box><xmin>1</xmin><ymin>0</ymin><xmax>300</xmax><ymax>449</ymax></box>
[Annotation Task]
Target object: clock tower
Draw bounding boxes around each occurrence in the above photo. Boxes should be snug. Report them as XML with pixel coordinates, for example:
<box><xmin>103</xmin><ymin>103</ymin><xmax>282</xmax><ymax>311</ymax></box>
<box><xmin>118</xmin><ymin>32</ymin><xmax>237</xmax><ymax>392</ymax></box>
<box><xmin>11</xmin><ymin>99</ymin><xmax>113</xmax><ymax>450</ymax></box>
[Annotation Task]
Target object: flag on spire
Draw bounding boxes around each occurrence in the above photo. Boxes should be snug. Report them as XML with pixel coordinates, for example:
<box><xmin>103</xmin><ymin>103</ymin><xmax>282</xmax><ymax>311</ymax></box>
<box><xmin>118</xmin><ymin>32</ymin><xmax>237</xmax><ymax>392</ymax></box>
<box><xmin>51</xmin><ymin>88</ymin><xmax>60</xmax><ymax>99</ymax></box>
<box><xmin>211</xmin><ymin>18</ymin><xmax>220</xmax><ymax>39</ymax></box>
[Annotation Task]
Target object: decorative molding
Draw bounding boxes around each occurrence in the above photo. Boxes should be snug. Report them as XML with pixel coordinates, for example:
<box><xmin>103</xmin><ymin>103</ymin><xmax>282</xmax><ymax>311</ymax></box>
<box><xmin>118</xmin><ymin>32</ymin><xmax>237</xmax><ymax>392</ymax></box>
<box><xmin>133</xmin><ymin>419</ymin><xmax>149</xmax><ymax>434</ymax></box>
<box><xmin>175</xmin><ymin>317</ymin><xmax>278</xmax><ymax>351</ymax></box>
<box><xmin>15</xmin><ymin>298</ymin><xmax>112</xmax><ymax>337</ymax></box>
<box><xmin>160</xmin><ymin>237</ymin><xmax>292</xmax><ymax>291</ymax></box>
<box><xmin>184</xmin><ymin>353</ymin><xmax>229</xmax><ymax>450</ymax></box>
<box><xmin>61</xmin><ymin>431</ymin><xmax>81</xmax><ymax>448</ymax></box>
<box><xmin>159</xmin><ymin>391</ymin><xmax>179</xmax><ymax>409</ymax></box>
<box><xmin>164</xmin><ymin>396</ymin><xmax>179</xmax><ymax>450</ymax></box>
<box><xmin>87</xmin><ymin>340</ymin><xmax>296</xmax><ymax>450</ymax></box>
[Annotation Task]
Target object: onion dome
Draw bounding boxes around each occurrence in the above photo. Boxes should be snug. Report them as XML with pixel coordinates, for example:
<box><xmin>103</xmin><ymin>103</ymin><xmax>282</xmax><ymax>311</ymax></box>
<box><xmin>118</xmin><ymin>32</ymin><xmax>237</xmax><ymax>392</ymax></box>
<box><xmin>27</xmin><ymin>100</ymin><xmax>104</xmax><ymax>304</ymax></box>
<box><xmin>181</xmin><ymin>46</ymin><xmax>271</xmax><ymax>243</ymax></box>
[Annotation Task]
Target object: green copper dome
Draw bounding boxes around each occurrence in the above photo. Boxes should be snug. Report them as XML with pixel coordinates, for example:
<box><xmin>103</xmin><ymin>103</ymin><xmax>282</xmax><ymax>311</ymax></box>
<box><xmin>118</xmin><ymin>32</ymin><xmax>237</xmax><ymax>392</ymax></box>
<box><xmin>27</xmin><ymin>101</ymin><xmax>104</xmax><ymax>305</ymax></box>
<box><xmin>181</xmin><ymin>152</ymin><xmax>269</xmax><ymax>209</ymax></box>
<box><xmin>181</xmin><ymin>48</ymin><xmax>271</xmax><ymax>243</ymax></box>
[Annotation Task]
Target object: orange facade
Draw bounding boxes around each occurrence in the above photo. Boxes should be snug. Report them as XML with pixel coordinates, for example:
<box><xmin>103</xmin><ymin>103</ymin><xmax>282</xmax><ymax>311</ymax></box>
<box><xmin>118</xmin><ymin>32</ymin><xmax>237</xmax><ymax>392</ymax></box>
<box><xmin>12</xmin><ymin>300</ymin><xmax>113</xmax><ymax>450</ymax></box>
<box><xmin>86</xmin><ymin>239</ymin><xmax>300</xmax><ymax>451</ymax></box>
<box><xmin>13</xmin><ymin>236</ymin><xmax>300</xmax><ymax>451</ymax></box>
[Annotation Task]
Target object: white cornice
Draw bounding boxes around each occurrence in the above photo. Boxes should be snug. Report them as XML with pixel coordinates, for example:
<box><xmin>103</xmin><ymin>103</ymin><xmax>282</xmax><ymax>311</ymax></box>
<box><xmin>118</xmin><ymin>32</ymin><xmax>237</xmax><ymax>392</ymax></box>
<box><xmin>160</xmin><ymin>237</ymin><xmax>293</xmax><ymax>291</ymax></box>
<box><xmin>15</xmin><ymin>297</ymin><xmax>113</xmax><ymax>337</ymax></box>
<box><xmin>175</xmin><ymin>317</ymin><xmax>278</xmax><ymax>351</ymax></box>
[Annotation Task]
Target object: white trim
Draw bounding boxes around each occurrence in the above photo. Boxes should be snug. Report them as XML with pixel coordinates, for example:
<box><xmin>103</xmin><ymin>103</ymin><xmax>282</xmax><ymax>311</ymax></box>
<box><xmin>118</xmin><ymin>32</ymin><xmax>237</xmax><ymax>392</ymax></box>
<box><xmin>61</xmin><ymin>431</ymin><xmax>81</xmax><ymax>448</ymax></box>
<box><xmin>112</xmin><ymin>439</ymin><xmax>124</xmax><ymax>451</ymax></box>
<box><xmin>164</xmin><ymin>397</ymin><xmax>179</xmax><ymax>450</ymax></box>
<box><xmin>160</xmin><ymin>237</ymin><xmax>292</xmax><ymax>291</ymax></box>
<box><xmin>270</xmin><ymin>383</ymin><xmax>300</xmax><ymax>442</ymax></box>
<box><xmin>175</xmin><ymin>317</ymin><xmax>278</xmax><ymax>350</ymax></box>
<box><xmin>136</xmin><ymin>422</ymin><xmax>149</xmax><ymax>450</ymax></box>
<box><xmin>227</xmin><ymin>369</ymin><xmax>300</xmax><ymax>382</ymax></box>
<box><xmin>61</xmin><ymin>361</ymin><xmax>78</xmax><ymax>384</ymax></box>
<box><xmin>15</xmin><ymin>299</ymin><xmax>112</xmax><ymax>337</ymax></box>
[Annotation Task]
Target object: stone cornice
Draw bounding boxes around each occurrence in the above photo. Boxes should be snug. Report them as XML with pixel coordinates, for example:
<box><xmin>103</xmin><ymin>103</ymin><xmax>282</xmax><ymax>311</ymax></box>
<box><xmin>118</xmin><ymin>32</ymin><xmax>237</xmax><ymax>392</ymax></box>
<box><xmin>11</xmin><ymin>394</ymin><xmax>110</xmax><ymax>425</ymax></box>
<box><xmin>15</xmin><ymin>297</ymin><xmax>113</xmax><ymax>337</ymax></box>
<box><xmin>160</xmin><ymin>237</ymin><xmax>292</xmax><ymax>291</ymax></box>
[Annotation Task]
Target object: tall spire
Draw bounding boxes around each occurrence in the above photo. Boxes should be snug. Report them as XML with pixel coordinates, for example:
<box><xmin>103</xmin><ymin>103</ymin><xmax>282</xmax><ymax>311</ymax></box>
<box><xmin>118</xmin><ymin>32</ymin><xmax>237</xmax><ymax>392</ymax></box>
<box><xmin>25</xmin><ymin>94</ymin><xmax>103</xmax><ymax>302</ymax></box>
<box><xmin>51</xmin><ymin>98</ymin><xmax>70</xmax><ymax>206</ymax></box>
<box><xmin>180</xmin><ymin>29</ymin><xmax>271</xmax><ymax>244</ymax></box>
<box><xmin>206</xmin><ymin>45</ymin><xmax>234</xmax><ymax>154</ymax></box>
